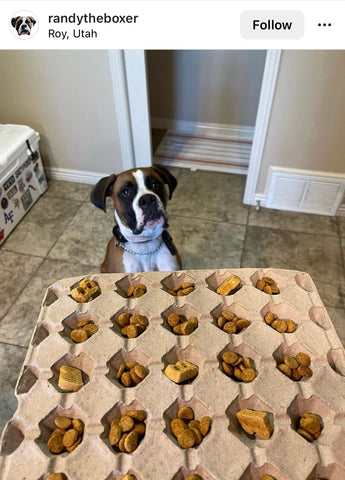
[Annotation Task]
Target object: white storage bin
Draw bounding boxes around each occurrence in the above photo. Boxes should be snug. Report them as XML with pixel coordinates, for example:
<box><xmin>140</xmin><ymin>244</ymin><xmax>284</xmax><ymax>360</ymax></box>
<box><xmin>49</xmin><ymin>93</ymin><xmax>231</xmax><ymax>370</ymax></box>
<box><xmin>0</xmin><ymin>124</ymin><xmax>48</xmax><ymax>245</ymax></box>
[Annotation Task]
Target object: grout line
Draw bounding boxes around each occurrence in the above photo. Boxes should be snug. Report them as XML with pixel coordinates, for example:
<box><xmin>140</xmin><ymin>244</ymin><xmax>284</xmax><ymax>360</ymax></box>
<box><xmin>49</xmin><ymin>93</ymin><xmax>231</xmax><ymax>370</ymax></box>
<box><xmin>0</xmin><ymin>341</ymin><xmax>28</xmax><ymax>350</ymax></box>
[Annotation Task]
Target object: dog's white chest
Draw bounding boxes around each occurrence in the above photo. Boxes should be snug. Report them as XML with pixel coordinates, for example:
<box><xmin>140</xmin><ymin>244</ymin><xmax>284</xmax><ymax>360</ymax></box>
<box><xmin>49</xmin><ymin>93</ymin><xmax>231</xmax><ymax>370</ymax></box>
<box><xmin>121</xmin><ymin>244</ymin><xmax>179</xmax><ymax>273</ymax></box>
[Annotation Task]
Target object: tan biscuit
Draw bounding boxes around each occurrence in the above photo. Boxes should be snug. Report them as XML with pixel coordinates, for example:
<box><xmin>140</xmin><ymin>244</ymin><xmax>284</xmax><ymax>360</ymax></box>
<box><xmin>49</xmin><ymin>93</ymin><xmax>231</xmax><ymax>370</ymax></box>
<box><xmin>164</xmin><ymin>361</ymin><xmax>198</xmax><ymax>383</ymax></box>
<box><xmin>236</xmin><ymin>409</ymin><xmax>273</xmax><ymax>439</ymax></box>
<box><xmin>216</xmin><ymin>275</ymin><xmax>241</xmax><ymax>295</ymax></box>
<box><xmin>58</xmin><ymin>365</ymin><xmax>83</xmax><ymax>392</ymax></box>
<box><xmin>71</xmin><ymin>279</ymin><xmax>99</xmax><ymax>303</ymax></box>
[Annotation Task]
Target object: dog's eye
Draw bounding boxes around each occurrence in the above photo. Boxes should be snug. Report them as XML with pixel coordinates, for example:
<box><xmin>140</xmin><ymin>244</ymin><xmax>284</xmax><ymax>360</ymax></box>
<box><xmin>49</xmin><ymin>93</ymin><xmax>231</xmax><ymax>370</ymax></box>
<box><xmin>152</xmin><ymin>181</ymin><xmax>161</xmax><ymax>191</ymax></box>
<box><xmin>122</xmin><ymin>188</ymin><xmax>133</xmax><ymax>198</ymax></box>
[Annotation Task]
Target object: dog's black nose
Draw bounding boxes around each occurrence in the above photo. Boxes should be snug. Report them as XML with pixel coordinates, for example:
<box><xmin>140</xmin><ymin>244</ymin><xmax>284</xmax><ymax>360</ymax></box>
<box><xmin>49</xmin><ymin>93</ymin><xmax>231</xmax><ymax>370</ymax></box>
<box><xmin>139</xmin><ymin>194</ymin><xmax>157</xmax><ymax>208</ymax></box>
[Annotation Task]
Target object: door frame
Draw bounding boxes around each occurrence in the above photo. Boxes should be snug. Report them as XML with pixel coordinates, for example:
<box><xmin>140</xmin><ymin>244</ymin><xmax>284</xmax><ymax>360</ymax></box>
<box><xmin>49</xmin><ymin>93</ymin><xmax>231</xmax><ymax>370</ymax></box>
<box><xmin>109</xmin><ymin>49</ymin><xmax>282</xmax><ymax>202</ymax></box>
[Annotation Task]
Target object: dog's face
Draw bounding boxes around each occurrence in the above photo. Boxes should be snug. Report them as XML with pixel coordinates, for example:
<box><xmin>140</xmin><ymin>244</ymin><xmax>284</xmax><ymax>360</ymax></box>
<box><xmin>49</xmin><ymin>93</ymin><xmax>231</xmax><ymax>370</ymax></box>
<box><xmin>11</xmin><ymin>16</ymin><xmax>36</xmax><ymax>36</ymax></box>
<box><xmin>91</xmin><ymin>167</ymin><xmax>177</xmax><ymax>242</ymax></box>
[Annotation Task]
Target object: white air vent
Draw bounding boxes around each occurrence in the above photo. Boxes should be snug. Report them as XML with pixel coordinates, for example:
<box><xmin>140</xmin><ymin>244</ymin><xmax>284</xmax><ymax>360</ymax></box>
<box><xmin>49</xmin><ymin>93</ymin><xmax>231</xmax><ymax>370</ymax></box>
<box><xmin>266</xmin><ymin>168</ymin><xmax>345</xmax><ymax>216</ymax></box>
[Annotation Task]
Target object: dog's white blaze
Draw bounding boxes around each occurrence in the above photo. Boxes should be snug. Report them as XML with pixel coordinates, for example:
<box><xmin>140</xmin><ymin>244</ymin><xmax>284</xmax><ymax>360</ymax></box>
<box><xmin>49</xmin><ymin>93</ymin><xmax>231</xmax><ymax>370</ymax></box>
<box><xmin>132</xmin><ymin>169</ymin><xmax>165</xmax><ymax>231</ymax></box>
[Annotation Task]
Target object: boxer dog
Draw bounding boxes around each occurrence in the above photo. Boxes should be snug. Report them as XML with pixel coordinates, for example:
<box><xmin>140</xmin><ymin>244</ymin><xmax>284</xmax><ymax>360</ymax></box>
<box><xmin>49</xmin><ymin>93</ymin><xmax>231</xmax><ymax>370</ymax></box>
<box><xmin>11</xmin><ymin>16</ymin><xmax>36</xmax><ymax>36</ymax></box>
<box><xmin>91</xmin><ymin>166</ymin><xmax>181</xmax><ymax>273</ymax></box>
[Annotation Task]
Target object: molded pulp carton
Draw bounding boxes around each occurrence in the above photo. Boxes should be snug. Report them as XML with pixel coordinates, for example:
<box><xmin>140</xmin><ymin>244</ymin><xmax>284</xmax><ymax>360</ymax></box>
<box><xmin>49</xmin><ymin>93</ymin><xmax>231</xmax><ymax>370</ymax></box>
<box><xmin>1</xmin><ymin>268</ymin><xmax>345</xmax><ymax>480</ymax></box>
<box><xmin>0</xmin><ymin>124</ymin><xmax>47</xmax><ymax>245</ymax></box>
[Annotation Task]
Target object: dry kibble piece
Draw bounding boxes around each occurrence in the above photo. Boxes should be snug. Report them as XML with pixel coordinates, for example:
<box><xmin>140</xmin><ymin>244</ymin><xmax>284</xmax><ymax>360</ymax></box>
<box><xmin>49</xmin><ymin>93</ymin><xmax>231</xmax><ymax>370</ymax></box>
<box><xmin>276</xmin><ymin>320</ymin><xmax>288</xmax><ymax>333</ymax></box>
<box><xmin>116</xmin><ymin>364</ymin><xmax>126</xmax><ymax>379</ymax></box>
<box><xmin>271</xmin><ymin>319</ymin><xmax>279</xmax><ymax>330</ymax></box>
<box><xmin>241</xmin><ymin>368</ymin><xmax>257</xmax><ymax>382</ymax></box>
<box><xmin>171</xmin><ymin>418</ymin><xmax>187</xmax><ymax>438</ymax></box>
<box><xmin>46</xmin><ymin>475</ymin><xmax>65</xmax><ymax>480</ymax></box>
<box><xmin>223</xmin><ymin>321</ymin><xmax>237</xmax><ymax>334</ymax></box>
<box><xmin>55</xmin><ymin>416</ymin><xmax>72</xmax><ymax>430</ymax></box>
<box><xmin>286</xmin><ymin>320</ymin><xmax>297</xmax><ymax>333</ymax></box>
<box><xmin>199</xmin><ymin>416</ymin><xmax>212</xmax><ymax>436</ymax></box>
<box><xmin>263</xmin><ymin>277</ymin><xmax>274</xmax><ymax>285</ymax></box>
<box><xmin>47</xmin><ymin>432</ymin><xmax>65</xmax><ymax>454</ymax></box>
<box><xmin>72</xmin><ymin>419</ymin><xmax>84</xmax><ymax>434</ymax></box>
<box><xmin>129</xmin><ymin>369</ymin><xmax>142</xmax><ymax>385</ymax></box>
<box><xmin>264</xmin><ymin>312</ymin><xmax>275</xmax><ymax>325</ymax></box>
<box><xmin>182</xmin><ymin>282</ymin><xmax>194</xmax><ymax>290</ymax></box>
<box><xmin>132</xmin><ymin>422</ymin><xmax>146</xmax><ymax>437</ymax></box>
<box><xmin>297</xmin><ymin>428</ymin><xmax>314</xmax><ymax>442</ymax></box>
<box><xmin>300</xmin><ymin>416</ymin><xmax>321</xmax><ymax>436</ymax></box>
<box><xmin>124</xmin><ymin>431</ymin><xmax>138</xmax><ymax>453</ymax></box>
<box><xmin>190</xmin><ymin>426</ymin><xmax>202</xmax><ymax>445</ymax></box>
<box><xmin>70</xmin><ymin>328</ymin><xmax>88</xmax><ymax>343</ymax></box>
<box><xmin>278</xmin><ymin>363</ymin><xmax>292</xmax><ymax>377</ymax></box>
<box><xmin>178</xmin><ymin>286</ymin><xmax>195</xmax><ymax>296</ymax></box>
<box><xmin>62</xmin><ymin>429</ymin><xmax>78</xmax><ymax>448</ymax></box>
<box><xmin>121</xmin><ymin>371</ymin><xmax>132</xmax><ymax>387</ymax></box>
<box><xmin>256</xmin><ymin>279</ymin><xmax>266</xmax><ymax>291</ymax></box>
<box><xmin>271</xmin><ymin>285</ymin><xmax>280</xmax><ymax>294</ymax></box>
<box><xmin>109</xmin><ymin>423</ymin><xmax>122</xmax><ymax>445</ymax></box>
<box><xmin>284</xmin><ymin>355</ymin><xmax>299</xmax><ymax>370</ymax></box>
<box><xmin>244</xmin><ymin>357</ymin><xmax>254</xmax><ymax>369</ymax></box>
<box><xmin>119</xmin><ymin>415</ymin><xmax>135</xmax><ymax>432</ymax></box>
<box><xmin>181</xmin><ymin>321</ymin><xmax>196</xmax><ymax>335</ymax></box>
<box><xmin>236</xmin><ymin>318</ymin><xmax>250</xmax><ymax>330</ymax></box>
<box><xmin>178</xmin><ymin>406</ymin><xmax>194</xmax><ymax>422</ymax></box>
<box><xmin>168</xmin><ymin>313</ymin><xmax>180</xmax><ymax>328</ymax></box>
<box><xmin>233</xmin><ymin>366</ymin><xmax>243</xmax><ymax>380</ymax></box>
<box><xmin>186</xmin><ymin>476</ymin><xmax>203</xmax><ymax>480</ymax></box>
<box><xmin>126</xmin><ymin>285</ymin><xmax>135</xmax><ymax>297</ymax></box>
<box><xmin>77</xmin><ymin>319</ymin><xmax>90</xmax><ymax>328</ymax></box>
<box><xmin>133</xmin><ymin>364</ymin><xmax>149</xmax><ymax>380</ymax></box>
<box><xmin>83</xmin><ymin>323</ymin><xmax>98</xmax><ymax>337</ymax></box>
<box><xmin>217</xmin><ymin>316</ymin><xmax>227</xmax><ymax>329</ymax></box>
<box><xmin>222</xmin><ymin>361</ymin><xmax>234</xmax><ymax>377</ymax></box>
<box><xmin>133</xmin><ymin>284</ymin><xmax>146</xmax><ymax>298</ymax></box>
<box><xmin>222</xmin><ymin>311</ymin><xmax>235</xmax><ymax>321</ymax></box>
<box><xmin>264</xmin><ymin>285</ymin><xmax>273</xmax><ymax>295</ymax></box>
<box><xmin>123</xmin><ymin>475</ymin><xmax>136</xmax><ymax>480</ymax></box>
<box><xmin>296</xmin><ymin>352</ymin><xmax>311</xmax><ymax>367</ymax></box>
<box><xmin>297</xmin><ymin>365</ymin><xmax>313</xmax><ymax>378</ymax></box>
<box><xmin>118</xmin><ymin>312</ymin><xmax>131</xmax><ymax>327</ymax></box>
<box><xmin>177</xmin><ymin>429</ymin><xmax>196</xmax><ymax>449</ymax></box>
<box><xmin>188</xmin><ymin>420</ymin><xmax>200</xmax><ymax>430</ymax></box>
<box><xmin>131</xmin><ymin>314</ymin><xmax>149</xmax><ymax>328</ymax></box>
<box><xmin>118</xmin><ymin>433</ymin><xmax>128</xmax><ymax>452</ymax></box>
<box><xmin>222</xmin><ymin>351</ymin><xmax>239</xmax><ymax>365</ymax></box>
<box><xmin>260</xmin><ymin>476</ymin><xmax>276</xmax><ymax>480</ymax></box>
<box><xmin>121</xmin><ymin>325</ymin><xmax>138</xmax><ymax>338</ymax></box>
<box><xmin>125</xmin><ymin>410</ymin><xmax>147</xmax><ymax>422</ymax></box>
<box><xmin>291</xmin><ymin>368</ymin><xmax>302</xmax><ymax>381</ymax></box>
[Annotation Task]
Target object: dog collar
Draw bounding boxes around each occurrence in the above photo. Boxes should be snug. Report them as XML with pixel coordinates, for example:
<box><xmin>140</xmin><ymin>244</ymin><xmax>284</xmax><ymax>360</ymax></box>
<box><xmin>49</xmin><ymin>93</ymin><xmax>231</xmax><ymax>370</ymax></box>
<box><xmin>115</xmin><ymin>240</ymin><xmax>164</xmax><ymax>257</ymax></box>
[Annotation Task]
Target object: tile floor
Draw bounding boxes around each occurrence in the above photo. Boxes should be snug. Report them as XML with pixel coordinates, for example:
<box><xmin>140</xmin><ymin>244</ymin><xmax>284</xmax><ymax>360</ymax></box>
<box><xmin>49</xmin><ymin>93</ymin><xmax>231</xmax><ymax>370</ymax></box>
<box><xmin>1</xmin><ymin>167</ymin><xmax>345</xmax><ymax>435</ymax></box>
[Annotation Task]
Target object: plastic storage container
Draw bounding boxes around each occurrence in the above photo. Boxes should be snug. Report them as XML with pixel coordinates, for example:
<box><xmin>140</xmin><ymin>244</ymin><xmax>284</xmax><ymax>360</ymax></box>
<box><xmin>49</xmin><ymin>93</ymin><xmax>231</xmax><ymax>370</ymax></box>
<box><xmin>0</xmin><ymin>124</ymin><xmax>48</xmax><ymax>246</ymax></box>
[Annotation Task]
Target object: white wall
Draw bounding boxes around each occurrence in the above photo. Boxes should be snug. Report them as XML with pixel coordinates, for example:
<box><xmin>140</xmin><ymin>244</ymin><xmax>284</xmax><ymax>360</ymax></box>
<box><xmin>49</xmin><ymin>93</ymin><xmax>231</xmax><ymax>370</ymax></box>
<box><xmin>147</xmin><ymin>50</ymin><xmax>266</xmax><ymax>127</ymax></box>
<box><xmin>0</xmin><ymin>50</ymin><xmax>124</xmax><ymax>179</ymax></box>
<box><xmin>257</xmin><ymin>50</ymin><xmax>345</xmax><ymax>194</ymax></box>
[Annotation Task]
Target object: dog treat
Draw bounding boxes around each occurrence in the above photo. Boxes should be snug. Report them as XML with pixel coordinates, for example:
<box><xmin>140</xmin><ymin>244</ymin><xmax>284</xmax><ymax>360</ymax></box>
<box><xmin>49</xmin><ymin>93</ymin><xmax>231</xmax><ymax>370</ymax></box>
<box><xmin>260</xmin><ymin>476</ymin><xmax>276</xmax><ymax>480</ymax></box>
<box><xmin>296</xmin><ymin>412</ymin><xmax>322</xmax><ymax>442</ymax></box>
<box><xmin>167</xmin><ymin>313</ymin><xmax>198</xmax><ymax>335</ymax></box>
<box><xmin>116</xmin><ymin>362</ymin><xmax>149</xmax><ymax>387</ymax></box>
<box><xmin>70</xmin><ymin>319</ymin><xmax>98</xmax><ymax>343</ymax></box>
<box><xmin>220</xmin><ymin>351</ymin><xmax>257</xmax><ymax>382</ymax></box>
<box><xmin>256</xmin><ymin>277</ymin><xmax>280</xmax><ymax>295</ymax></box>
<box><xmin>164</xmin><ymin>361</ymin><xmax>198</xmax><ymax>384</ymax></box>
<box><xmin>277</xmin><ymin>352</ymin><xmax>313</xmax><ymax>381</ymax></box>
<box><xmin>109</xmin><ymin>410</ymin><xmax>146</xmax><ymax>453</ymax></box>
<box><xmin>58</xmin><ymin>366</ymin><xmax>83</xmax><ymax>392</ymax></box>
<box><xmin>216</xmin><ymin>275</ymin><xmax>241</xmax><ymax>296</ymax></box>
<box><xmin>47</xmin><ymin>417</ymin><xmax>84</xmax><ymax>454</ymax></box>
<box><xmin>70</xmin><ymin>279</ymin><xmax>99</xmax><ymax>303</ymax></box>
<box><xmin>117</xmin><ymin>313</ymin><xmax>149</xmax><ymax>338</ymax></box>
<box><xmin>122</xmin><ymin>475</ymin><xmax>136</xmax><ymax>480</ymax></box>
<box><xmin>217</xmin><ymin>310</ymin><xmax>251</xmax><ymax>334</ymax></box>
<box><xmin>126</xmin><ymin>283</ymin><xmax>147</xmax><ymax>298</ymax></box>
<box><xmin>236</xmin><ymin>409</ymin><xmax>273</xmax><ymax>439</ymax></box>
<box><xmin>171</xmin><ymin>407</ymin><xmax>211</xmax><ymax>449</ymax></box>
<box><xmin>167</xmin><ymin>282</ymin><xmax>195</xmax><ymax>296</ymax></box>
<box><xmin>264</xmin><ymin>312</ymin><xmax>297</xmax><ymax>333</ymax></box>
<box><xmin>46</xmin><ymin>475</ymin><xmax>65</xmax><ymax>480</ymax></box>
<box><xmin>186</xmin><ymin>476</ymin><xmax>203</xmax><ymax>480</ymax></box>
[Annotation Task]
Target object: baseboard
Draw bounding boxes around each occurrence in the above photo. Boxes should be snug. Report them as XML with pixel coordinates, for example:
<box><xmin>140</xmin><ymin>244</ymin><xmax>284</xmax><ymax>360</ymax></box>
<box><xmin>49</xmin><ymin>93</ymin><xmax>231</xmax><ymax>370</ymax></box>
<box><xmin>153</xmin><ymin>118</ymin><xmax>253</xmax><ymax>174</ymax></box>
<box><xmin>45</xmin><ymin>166</ymin><xmax>106</xmax><ymax>185</ymax></box>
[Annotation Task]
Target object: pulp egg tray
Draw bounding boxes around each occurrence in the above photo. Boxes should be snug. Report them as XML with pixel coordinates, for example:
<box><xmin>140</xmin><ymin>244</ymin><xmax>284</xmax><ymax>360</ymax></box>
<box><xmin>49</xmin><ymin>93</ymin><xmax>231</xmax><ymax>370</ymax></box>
<box><xmin>1</xmin><ymin>268</ymin><xmax>345</xmax><ymax>480</ymax></box>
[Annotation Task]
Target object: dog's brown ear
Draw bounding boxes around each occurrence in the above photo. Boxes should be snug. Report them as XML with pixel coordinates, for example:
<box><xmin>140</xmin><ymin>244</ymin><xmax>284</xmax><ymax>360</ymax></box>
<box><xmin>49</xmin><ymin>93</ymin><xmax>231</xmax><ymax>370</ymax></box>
<box><xmin>153</xmin><ymin>166</ymin><xmax>177</xmax><ymax>200</ymax></box>
<box><xmin>90</xmin><ymin>174</ymin><xmax>117</xmax><ymax>212</ymax></box>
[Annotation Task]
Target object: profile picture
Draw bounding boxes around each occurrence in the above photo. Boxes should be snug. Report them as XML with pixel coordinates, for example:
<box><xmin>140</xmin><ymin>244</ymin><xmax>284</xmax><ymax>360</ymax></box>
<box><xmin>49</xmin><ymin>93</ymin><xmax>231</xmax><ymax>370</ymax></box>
<box><xmin>11</xmin><ymin>12</ymin><xmax>38</xmax><ymax>38</ymax></box>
